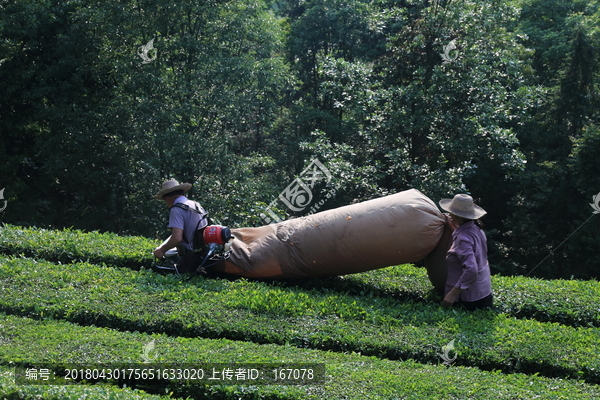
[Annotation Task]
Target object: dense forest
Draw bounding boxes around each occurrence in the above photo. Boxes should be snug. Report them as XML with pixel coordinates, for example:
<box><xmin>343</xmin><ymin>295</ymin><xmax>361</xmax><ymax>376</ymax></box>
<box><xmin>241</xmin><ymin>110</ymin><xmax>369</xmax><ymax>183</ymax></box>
<box><xmin>1</xmin><ymin>0</ymin><xmax>599</xmax><ymax>279</ymax></box>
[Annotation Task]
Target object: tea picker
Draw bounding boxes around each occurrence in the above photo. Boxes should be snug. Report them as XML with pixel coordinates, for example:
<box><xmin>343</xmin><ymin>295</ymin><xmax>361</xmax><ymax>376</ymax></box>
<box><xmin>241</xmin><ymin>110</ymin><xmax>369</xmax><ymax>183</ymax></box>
<box><xmin>152</xmin><ymin>224</ymin><xmax>234</xmax><ymax>279</ymax></box>
<box><xmin>151</xmin><ymin>179</ymin><xmax>234</xmax><ymax>278</ymax></box>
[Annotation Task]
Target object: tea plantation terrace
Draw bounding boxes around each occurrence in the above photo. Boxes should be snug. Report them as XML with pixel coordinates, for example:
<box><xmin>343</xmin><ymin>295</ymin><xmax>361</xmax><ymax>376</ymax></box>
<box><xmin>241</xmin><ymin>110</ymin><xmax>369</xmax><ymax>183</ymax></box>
<box><xmin>0</xmin><ymin>225</ymin><xmax>599</xmax><ymax>399</ymax></box>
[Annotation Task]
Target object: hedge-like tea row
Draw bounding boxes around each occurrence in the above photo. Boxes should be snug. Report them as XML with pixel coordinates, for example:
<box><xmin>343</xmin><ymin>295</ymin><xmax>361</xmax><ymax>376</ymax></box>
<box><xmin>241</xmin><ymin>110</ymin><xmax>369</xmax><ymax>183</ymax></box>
<box><xmin>335</xmin><ymin>266</ymin><xmax>600</xmax><ymax>328</ymax></box>
<box><xmin>1</xmin><ymin>313</ymin><xmax>599</xmax><ymax>399</ymax></box>
<box><xmin>0</xmin><ymin>224</ymin><xmax>155</xmax><ymax>269</ymax></box>
<box><xmin>0</xmin><ymin>366</ymin><xmax>175</xmax><ymax>400</ymax></box>
<box><xmin>1</xmin><ymin>224</ymin><xmax>600</xmax><ymax>328</ymax></box>
<box><xmin>1</xmin><ymin>256</ymin><xmax>599</xmax><ymax>384</ymax></box>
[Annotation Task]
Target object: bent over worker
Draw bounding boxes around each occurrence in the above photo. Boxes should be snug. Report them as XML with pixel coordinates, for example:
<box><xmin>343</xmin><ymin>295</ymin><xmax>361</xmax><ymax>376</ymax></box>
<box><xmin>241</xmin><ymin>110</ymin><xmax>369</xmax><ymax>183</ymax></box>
<box><xmin>153</xmin><ymin>179</ymin><xmax>208</xmax><ymax>273</ymax></box>
<box><xmin>439</xmin><ymin>194</ymin><xmax>493</xmax><ymax>311</ymax></box>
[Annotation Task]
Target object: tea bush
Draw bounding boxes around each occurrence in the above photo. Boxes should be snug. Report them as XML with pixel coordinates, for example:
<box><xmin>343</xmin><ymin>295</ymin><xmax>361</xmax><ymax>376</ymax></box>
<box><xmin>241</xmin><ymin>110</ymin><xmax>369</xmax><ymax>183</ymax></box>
<box><xmin>0</xmin><ymin>256</ymin><xmax>599</xmax><ymax>384</ymax></box>
<box><xmin>1</xmin><ymin>313</ymin><xmax>599</xmax><ymax>399</ymax></box>
<box><xmin>337</xmin><ymin>266</ymin><xmax>600</xmax><ymax>327</ymax></box>
<box><xmin>0</xmin><ymin>224</ymin><xmax>155</xmax><ymax>269</ymax></box>
<box><xmin>1</xmin><ymin>224</ymin><xmax>599</xmax><ymax>328</ymax></box>
<box><xmin>2</xmin><ymin>225</ymin><xmax>600</xmax><ymax>398</ymax></box>
<box><xmin>0</xmin><ymin>366</ymin><xmax>176</xmax><ymax>399</ymax></box>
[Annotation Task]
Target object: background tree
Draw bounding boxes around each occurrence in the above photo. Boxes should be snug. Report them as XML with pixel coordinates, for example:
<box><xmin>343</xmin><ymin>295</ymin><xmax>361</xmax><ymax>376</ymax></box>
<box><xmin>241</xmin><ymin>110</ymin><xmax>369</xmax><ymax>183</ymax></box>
<box><xmin>1</xmin><ymin>0</ymin><xmax>599</xmax><ymax>279</ymax></box>
<box><xmin>503</xmin><ymin>0</ymin><xmax>600</xmax><ymax>278</ymax></box>
<box><xmin>293</xmin><ymin>0</ymin><xmax>532</xmax><ymax>269</ymax></box>
<box><xmin>0</xmin><ymin>0</ymin><xmax>292</xmax><ymax>236</ymax></box>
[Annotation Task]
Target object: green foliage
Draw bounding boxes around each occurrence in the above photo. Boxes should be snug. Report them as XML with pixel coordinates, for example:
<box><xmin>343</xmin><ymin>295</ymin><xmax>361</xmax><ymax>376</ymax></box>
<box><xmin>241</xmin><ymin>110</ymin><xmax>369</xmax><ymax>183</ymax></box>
<box><xmin>1</xmin><ymin>254</ymin><xmax>600</xmax><ymax>384</ymax></box>
<box><xmin>2</xmin><ymin>313</ymin><xmax>599</xmax><ymax>399</ymax></box>
<box><xmin>338</xmin><ymin>265</ymin><xmax>600</xmax><ymax>328</ymax></box>
<box><xmin>1</xmin><ymin>0</ymin><xmax>600</xmax><ymax>278</ymax></box>
<box><xmin>0</xmin><ymin>0</ymin><xmax>292</xmax><ymax>235</ymax></box>
<box><xmin>2</xmin><ymin>224</ymin><xmax>600</xmax><ymax>328</ymax></box>
<box><xmin>499</xmin><ymin>0</ymin><xmax>600</xmax><ymax>278</ymax></box>
<box><xmin>5</xmin><ymin>0</ymin><xmax>600</xmax><ymax>395</ymax></box>
<box><xmin>0</xmin><ymin>366</ymin><xmax>175</xmax><ymax>400</ymax></box>
<box><xmin>0</xmin><ymin>224</ymin><xmax>156</xmax><ymax>268</ymax></box>
<box><xmin>1</xmin><ymin>227</ymin><xmax>600</xmax><ymax>397</ymax></box>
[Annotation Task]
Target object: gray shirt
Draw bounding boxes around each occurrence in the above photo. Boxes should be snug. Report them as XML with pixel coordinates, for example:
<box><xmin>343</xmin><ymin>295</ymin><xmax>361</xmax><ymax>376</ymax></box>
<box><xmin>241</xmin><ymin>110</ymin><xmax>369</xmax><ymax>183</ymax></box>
<box><xmin>168</xmin><ymin>196</ymin><xmax>208</xmax><ymax>251</ymax></box>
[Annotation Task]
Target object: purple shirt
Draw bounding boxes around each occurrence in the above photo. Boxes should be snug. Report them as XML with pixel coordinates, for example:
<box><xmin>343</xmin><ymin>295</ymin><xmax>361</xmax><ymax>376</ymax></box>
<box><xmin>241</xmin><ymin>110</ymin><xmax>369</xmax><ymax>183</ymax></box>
<box><xmin>445</xmin><ymin>221</ymin><xmax>491</xmax><ymax>302</ymax></box>
<box><xmin>168</xmin><ymin>196</ymin><xmax>207</xmax><ymax>251</ymax></box>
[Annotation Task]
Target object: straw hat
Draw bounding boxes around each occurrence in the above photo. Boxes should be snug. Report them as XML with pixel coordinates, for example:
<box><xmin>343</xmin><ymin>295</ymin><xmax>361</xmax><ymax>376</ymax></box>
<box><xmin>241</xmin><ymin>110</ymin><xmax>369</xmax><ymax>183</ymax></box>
<box><xmin>439</xmin><ymin>194</ymin><xmax>486</xmax><ymax>220</ymax></box>
<box><xmin>153</xmin><ymin>179</ymin><xmax>192</xmax><ymax>200</ymax></box>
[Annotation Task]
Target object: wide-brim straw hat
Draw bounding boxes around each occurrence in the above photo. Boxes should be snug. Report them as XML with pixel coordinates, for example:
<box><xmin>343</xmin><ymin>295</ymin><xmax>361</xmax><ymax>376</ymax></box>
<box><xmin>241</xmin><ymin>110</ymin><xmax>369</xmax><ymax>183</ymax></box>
<box><xmin>439</xmin><ymin>194</ymin><xmax>487</xmax><ymax>220</ymax></box>
<box><xmin>153</xmin><ymin>179</ymin><xmax>192</xmax><ymax>200</ymax></box>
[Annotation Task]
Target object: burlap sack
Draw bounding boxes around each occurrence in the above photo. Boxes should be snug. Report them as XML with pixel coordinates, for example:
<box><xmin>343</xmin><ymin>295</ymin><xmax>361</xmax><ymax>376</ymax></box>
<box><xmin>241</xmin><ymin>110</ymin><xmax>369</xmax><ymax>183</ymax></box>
<box><xmin>212</xmin><ymin>189</ymin><xmax>447</xmax><ymax>283</ymax></box>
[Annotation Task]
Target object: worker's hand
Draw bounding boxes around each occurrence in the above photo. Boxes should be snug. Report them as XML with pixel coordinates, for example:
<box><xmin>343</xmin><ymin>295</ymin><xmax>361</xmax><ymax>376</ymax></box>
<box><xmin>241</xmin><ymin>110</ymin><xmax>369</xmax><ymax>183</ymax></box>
<box><xmin>442</xmin><ymin>287</ymin><xmax>462</xmax><ymax>308</ymax></box>
<box><xmin>153</xmin><ymin>247</ymin><xmax>165</xmax><ymax>259</ymax></box>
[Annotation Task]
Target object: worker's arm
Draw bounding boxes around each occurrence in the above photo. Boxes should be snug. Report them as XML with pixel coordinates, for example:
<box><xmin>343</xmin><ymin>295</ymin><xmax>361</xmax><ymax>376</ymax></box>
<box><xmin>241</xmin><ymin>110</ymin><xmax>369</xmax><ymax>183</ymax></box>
<box><xmin>153</xmin><ymin>228</ymin><xmax>184</xmax><ymax>259</ymax></box>
<box><xmin>442</xmin><ymin>286</ymin><xmax>463</xmax><ymax>307</ymax></box>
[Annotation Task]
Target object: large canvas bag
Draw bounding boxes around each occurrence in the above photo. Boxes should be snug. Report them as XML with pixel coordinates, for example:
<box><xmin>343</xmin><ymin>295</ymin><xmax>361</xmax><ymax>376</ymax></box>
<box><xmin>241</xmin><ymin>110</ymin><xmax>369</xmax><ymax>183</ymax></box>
<box><xmin>212</xmin><ymin>189</ymin><xmax>448</xmax><ymax>284</ymax></box>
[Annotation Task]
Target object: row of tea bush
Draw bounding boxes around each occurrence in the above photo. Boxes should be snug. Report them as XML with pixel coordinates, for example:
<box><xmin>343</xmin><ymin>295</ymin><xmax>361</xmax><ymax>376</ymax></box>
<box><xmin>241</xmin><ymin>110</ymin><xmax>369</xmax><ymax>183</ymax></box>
<box><xmin>1</xmin><ymin>224</ymin><xmax>598</xmax><ymax>327</ymax></box>
<box><xmin>1</xmin><ymin>312</ymin><xmax>599</xmax><ymax>399</ymax></box>
<box><xmin>0</xmin><ymin>256</ymin><xmax>598</xmax><ymax>384</ymax></box>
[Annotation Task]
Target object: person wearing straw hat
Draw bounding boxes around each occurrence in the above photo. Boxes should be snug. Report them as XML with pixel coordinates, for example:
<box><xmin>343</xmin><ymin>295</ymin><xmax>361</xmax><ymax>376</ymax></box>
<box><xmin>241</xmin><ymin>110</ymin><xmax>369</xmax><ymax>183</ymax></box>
<box><xmin>153</xmin><ymin>179</ymin><xmax>208</xmax><ymax>273</ymax></box>
<box><xmin>439</xmin><ymin>194</ymin><xmax>493</xmax><ymax>310</ymax></box>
